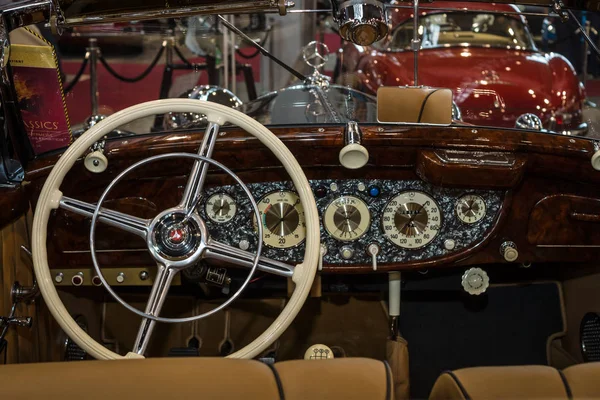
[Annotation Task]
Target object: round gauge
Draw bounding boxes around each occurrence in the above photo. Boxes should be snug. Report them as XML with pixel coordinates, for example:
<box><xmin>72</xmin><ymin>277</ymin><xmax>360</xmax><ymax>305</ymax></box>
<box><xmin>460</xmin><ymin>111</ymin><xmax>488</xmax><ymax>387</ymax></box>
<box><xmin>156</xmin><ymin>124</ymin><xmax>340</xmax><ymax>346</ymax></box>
<box><xmin>456</xmin><ymin>194</ymin><xmax>486</xmax><ymax>224</ymax></box>
<box><xmin>324</xmin><ymin>195</ymin><xmax>371</xmax><ymax>241</ymax></box>
<box><xmin>205</xmin><ymin>193</ymin><xmax>237</xmax><ymax>223</ymax></box>
<box><xmin>254</xmin><ymin>191</ymin><xmax>306</xmax><ymax>249</ymax></box>
<box><xmin>382</xmin><ymin>191</ymin><xmax>442</xmax><ymax>249</ymax></box>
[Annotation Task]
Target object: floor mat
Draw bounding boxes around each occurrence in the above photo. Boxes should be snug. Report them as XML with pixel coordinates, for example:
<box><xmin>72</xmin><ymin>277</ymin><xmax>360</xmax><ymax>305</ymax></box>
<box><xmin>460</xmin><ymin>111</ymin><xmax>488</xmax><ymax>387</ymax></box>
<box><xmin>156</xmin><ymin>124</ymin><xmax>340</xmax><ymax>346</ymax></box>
<box><xmin>399</xmin><ymin>282</ymin><xmax>564</xmax><ymax>399</ymax></box>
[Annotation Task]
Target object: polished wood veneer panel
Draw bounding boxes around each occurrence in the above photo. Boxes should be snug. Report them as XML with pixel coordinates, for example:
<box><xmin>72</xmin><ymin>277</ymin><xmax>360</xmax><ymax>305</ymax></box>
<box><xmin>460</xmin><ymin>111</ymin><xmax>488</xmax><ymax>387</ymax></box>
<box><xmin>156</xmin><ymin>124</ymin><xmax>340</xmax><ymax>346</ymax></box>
<box><xmin>24</xmin><ymin>125</ymin><xmax>600</xmax><ymax>272</ymax></box>
<box><xmin>0</xmin><ymin>185</ymin><xmax>29</xmax><ymax>229</ymax></box>
<box><xmin>416</xmin><ymin>150</ymin><xmax>527</xmax><ymax>189</ymax></box>
<box><xmin>528</xmin><ymin>195</ymin><xmax>600</xmax><ymax>245</ymax></box>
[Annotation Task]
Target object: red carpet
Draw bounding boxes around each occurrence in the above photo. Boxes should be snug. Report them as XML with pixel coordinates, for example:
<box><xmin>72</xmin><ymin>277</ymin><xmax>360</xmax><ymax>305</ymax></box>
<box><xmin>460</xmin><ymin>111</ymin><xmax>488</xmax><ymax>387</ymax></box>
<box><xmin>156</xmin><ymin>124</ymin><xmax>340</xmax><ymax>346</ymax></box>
<box><xmin>62</xmin><ymin>52</ymin><xmax>260</xmax><ymax>126</ymax></box>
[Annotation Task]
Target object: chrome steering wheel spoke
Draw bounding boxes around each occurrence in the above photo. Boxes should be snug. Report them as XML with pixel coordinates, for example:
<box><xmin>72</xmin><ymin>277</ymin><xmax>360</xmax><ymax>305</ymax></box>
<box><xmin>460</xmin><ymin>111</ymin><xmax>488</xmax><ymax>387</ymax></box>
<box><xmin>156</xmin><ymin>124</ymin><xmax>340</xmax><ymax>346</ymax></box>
<box><xmin>60</xmin><ymin>196</ymin><xmax>150</xmax><ymax>239</ymax></box>
<box><xmin>132</xmin><ymin>263</ymin><xmax>177</xmax><ymax>355</ymax></box>
<box><xmin>204</xmin><ymin>239</ymin><xmax>295</xmax><ymax>278</ymax></box>
<box><xmin>179</xmin><ymin>121</ymin><xmax>221</xmax><ymax>212</ymax></box>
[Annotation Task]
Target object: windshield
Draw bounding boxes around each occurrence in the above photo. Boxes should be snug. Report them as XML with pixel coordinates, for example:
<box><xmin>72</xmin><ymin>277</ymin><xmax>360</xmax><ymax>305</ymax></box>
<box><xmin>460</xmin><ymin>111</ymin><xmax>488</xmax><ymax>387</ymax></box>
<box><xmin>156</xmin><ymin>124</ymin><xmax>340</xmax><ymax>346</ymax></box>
<box><xmin>5</xmin><ymin>2</ymin><xmax>600</xmax><ymax>156</ymax></box>
<box><xmin>374</xmin><ymin>12</ymin><xmax>536</xmax><ymax>52</ymax></box>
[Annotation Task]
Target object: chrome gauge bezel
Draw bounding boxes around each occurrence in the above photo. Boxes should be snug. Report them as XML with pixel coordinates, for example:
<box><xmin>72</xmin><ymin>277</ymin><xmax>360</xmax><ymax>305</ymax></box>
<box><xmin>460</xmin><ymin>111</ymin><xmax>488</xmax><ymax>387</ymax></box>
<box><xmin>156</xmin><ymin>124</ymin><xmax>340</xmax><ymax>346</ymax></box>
<box><xmin>455</xmin><ymin>194</ymin><xmax>487</xmax><ymax>225</ymax></box>
<box><xmin>381</xmin><ymin>190</ymin><xmax>443</xmax><ymax>250</ymax></box>
<box><xmin>323</xmin><ymin>195</ymin><xmax>372</xmax><ymax>242</ymax></box>
<box><xmin>204</xmin><ymin>192</ymin><xmax>237</xmax><ymax>223</ymax></box>
<box><xmin>253</xmin><ymin>190</ymin><xmax>306</xmax><ymax>249</ymax></box>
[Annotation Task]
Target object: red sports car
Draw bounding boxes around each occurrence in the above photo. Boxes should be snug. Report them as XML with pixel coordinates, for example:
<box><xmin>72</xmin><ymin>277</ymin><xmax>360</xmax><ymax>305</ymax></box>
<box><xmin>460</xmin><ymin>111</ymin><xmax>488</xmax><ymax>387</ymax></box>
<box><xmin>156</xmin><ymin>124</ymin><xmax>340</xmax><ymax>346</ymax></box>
<box><xmin>338</xmin><ymin>2</ymin><xmax>587</xmax><ymax>134</ymax></box>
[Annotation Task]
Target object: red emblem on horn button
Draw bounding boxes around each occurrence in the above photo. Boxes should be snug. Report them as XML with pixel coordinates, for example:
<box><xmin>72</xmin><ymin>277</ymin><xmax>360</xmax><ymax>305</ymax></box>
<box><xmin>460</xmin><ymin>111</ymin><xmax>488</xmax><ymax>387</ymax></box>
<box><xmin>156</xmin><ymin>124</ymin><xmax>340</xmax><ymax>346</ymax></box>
<box><xmin>168</xmin><ymin>227</ymin><xmax>185</xmax><ymax>244</ymax></box>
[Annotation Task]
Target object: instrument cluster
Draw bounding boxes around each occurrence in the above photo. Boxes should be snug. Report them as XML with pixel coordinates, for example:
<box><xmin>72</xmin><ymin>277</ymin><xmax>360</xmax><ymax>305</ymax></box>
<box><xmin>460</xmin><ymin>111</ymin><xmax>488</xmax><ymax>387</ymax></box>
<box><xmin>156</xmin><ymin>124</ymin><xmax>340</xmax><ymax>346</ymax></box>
<box><xmin>200</xmin><ymin>179</ymin><xmax>504</xmax><ymax>267</ymax></box>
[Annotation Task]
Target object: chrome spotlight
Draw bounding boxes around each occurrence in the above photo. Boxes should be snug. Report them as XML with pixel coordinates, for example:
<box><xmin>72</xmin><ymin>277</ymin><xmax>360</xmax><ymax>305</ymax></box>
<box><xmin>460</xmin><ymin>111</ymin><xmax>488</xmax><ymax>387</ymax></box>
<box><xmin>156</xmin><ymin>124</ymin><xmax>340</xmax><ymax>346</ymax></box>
<box><xmin>332</xmin><ymin>0</ymin><xmax>388</xmax><ymax>46</ymax></box>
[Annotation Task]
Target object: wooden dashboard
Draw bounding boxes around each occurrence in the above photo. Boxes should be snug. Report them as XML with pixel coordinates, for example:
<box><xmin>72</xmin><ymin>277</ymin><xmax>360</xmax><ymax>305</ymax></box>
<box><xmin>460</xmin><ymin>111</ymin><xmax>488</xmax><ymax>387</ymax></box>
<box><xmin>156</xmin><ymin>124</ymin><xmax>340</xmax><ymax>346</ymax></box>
<box><xmin>22</xmin><ymin>124</ymin><xmax>600</xmax><ymax>275</ymax></box>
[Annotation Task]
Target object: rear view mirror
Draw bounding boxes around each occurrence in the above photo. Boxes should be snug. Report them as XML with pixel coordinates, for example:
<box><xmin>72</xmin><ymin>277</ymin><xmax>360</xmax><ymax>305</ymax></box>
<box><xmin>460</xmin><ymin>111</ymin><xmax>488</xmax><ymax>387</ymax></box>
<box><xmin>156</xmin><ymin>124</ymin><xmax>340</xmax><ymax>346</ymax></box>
<box><xmin>377</xmin><ymin>87</ymin><xmax>453</xmax><ymax>125</ymax></box>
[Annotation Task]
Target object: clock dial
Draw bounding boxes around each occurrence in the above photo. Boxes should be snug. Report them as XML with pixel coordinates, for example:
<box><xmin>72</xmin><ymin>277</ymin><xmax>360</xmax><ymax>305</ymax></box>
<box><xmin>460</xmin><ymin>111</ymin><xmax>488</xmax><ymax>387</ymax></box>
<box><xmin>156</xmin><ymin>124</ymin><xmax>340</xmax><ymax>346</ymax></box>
<box><xmin>456</xmin><ymin>194</ymin><xmax>486</xmax><ymax>224</ymax></box>
<box><xmin>323</xmin><ymin>195</ymin><xmax>371</xmax><ymax>241</ymax></box>
<box><xmin>254</xmin><ymin>191</ymin><xmax>306</xmax><ymax>248</ymax></box>
<box><xmin>382</xmin><ymin>191</ymin><xmax>441</xmax><ymax>249</ymax></box>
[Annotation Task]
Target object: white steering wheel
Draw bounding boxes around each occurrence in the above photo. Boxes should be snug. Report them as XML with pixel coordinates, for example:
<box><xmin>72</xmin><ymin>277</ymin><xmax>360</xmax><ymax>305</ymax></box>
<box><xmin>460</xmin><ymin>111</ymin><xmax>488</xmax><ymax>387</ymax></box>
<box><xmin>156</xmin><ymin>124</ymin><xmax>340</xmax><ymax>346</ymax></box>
<box><xmin>32</xmin><ymin>99</ymin><xmax>319</xmax><ymax>360</ymax></box>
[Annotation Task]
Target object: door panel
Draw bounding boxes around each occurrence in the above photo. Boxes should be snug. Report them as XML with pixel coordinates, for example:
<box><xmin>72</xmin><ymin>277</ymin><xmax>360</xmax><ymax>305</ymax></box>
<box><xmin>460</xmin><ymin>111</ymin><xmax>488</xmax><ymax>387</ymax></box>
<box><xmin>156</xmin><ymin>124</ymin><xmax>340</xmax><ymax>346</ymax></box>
<box><xmin>0</xmin><ymin>213</ymin><xmax>38</xmax><ymax>363</ymax></box>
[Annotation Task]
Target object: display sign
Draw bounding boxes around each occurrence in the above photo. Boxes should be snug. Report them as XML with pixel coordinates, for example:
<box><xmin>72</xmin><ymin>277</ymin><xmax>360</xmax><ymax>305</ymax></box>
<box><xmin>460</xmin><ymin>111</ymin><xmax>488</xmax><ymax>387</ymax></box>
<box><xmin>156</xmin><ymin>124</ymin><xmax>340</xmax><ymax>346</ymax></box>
<box><xmin>9</xmin><ymin>27</ymin><xmax>72</xmax><ymax>154</ymax></box>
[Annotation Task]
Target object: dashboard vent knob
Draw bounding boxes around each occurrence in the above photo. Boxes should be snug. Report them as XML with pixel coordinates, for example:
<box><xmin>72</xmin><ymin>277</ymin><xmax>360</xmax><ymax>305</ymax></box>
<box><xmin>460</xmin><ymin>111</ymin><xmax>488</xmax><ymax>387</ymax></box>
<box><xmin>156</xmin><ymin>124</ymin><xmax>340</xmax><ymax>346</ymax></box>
<box><xmin>500</xmin><ymin>241</ymin><xmax>519</xmax><ymax>262</ymax></box>
<box><xmin>461</xmin><ymin>267</ymin><xmax>489</xmax><ymax>296</ymax></box>
<box><xmin>84</xmin><ymin>150</ymin><xmax>108</xmax><ymax>173</ymax></box>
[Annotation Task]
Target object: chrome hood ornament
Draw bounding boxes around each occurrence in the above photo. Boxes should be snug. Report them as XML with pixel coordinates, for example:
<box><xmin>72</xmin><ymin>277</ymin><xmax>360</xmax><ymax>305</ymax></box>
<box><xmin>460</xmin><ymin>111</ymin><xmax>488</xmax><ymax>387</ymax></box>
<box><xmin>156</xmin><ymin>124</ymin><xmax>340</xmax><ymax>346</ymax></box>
<box><xmin>302</xmin><ymin>41</ymin><xmax>332</xmax><ymax>88</ymax></box>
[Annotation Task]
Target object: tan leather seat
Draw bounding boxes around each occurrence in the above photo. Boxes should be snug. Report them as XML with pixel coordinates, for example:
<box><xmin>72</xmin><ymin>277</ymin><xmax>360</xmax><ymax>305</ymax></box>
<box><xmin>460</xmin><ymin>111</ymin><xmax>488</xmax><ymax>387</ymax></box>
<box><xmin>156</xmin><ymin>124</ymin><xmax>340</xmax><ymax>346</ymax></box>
<box><xmin>429</xmin><ymin>365</ymin><xmax>571</xmax><ymax>399</ymax></box>
<box><xmin>563</xmin><ymin>362</ymin><xmax>600</xmax><ymax>399</ymax></box>
<box><xmin>430</xmin><ymin>363</ymin><xmax>600</xmax><ymax>400</ymax></box>
<box><xmin>0</xmin><ymin>357</ymin><xmax>392</xmax><ymax>400</ymax></box>
<box><xmin>275</xmin><ymin>358</ymin><xmax>392</xmax><ymax>400</ymax></box>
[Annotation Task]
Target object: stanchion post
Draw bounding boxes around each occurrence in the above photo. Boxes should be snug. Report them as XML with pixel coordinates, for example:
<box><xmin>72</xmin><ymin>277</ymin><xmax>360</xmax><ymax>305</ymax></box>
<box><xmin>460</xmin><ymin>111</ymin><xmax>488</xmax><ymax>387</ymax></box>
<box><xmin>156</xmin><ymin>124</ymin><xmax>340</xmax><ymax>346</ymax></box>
<box><xmin>154</xmin><ymin>30</ymin><xmax>175</xmax><ymax>130</ymax></box>
<box><xmin>87</xmin><ymin>38</ymin><xmax>100</xmax><ymax>118</ymax></box>
<box><xmin>583</xmin><ymin>20</ymin><xmax>591</xmax><ymax>85</ymax></box>
<box><xmin>160</xmin><ymin>29</ymin><xmax>175</xmax><ymax>100</ymax></box>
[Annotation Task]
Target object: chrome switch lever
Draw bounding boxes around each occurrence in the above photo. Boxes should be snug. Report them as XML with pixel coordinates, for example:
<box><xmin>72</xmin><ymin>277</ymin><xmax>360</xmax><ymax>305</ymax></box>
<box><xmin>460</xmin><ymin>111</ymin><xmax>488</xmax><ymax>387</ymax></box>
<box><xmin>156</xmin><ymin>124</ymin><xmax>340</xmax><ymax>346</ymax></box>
<box><xmin>319</xmin><ymin>244</ymin><xmax>327</xmax><ymax>271</ymax></box>
<box><xmin>0</xmin><ymin>316</ymin><xmax>32</xmax><ymax>328</ymax></box>
<box><xmin>367</xmin><ymin>243</ymin><xmax>380</xmax><ymax>271</ymax></box>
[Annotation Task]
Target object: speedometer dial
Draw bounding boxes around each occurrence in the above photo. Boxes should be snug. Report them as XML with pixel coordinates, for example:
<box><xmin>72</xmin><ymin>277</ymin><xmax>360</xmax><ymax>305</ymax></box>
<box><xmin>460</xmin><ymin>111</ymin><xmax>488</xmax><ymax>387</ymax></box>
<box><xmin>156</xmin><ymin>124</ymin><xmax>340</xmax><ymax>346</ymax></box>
<box><xmin>382</xmin><ymin>191</ymin><xmax>441</xmax><ymax>249</ymax></box>
<box><xmin>254</xmin><ymin>191</ymin><xmax>306</xmax><ymax>249</ymax></box>
<box><xmin>323</xmin><ymin>195</ymin><xmax>371</xmax><ymax>241</ymax></box>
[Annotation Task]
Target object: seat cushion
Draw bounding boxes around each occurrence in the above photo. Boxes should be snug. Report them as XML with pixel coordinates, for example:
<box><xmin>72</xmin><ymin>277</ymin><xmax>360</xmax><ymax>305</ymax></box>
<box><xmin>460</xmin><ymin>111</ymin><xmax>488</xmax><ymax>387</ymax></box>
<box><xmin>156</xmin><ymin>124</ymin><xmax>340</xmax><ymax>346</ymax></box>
<box><xmin>274</xmin><ymin>358</ymin><xmax>393</xmax><ymax>400</ymax></box>
<box><xmin>0</xmin><ymin>358</ymin><xmax>281</xmax><ymax>400</ymax></box>
<box><xmin>0</xmin><ymin>357</ymin><xmax>392</xmax><ymax>400</ymax></box>
<box><xmin>563</xmin><ymin>362</ymin><xmax>600</xmax><ymax>399</ymax></box>
<box><xmin>429</xmin><ymin>366</ymin><xmax>570</xmax><ymax>400</ymax></box>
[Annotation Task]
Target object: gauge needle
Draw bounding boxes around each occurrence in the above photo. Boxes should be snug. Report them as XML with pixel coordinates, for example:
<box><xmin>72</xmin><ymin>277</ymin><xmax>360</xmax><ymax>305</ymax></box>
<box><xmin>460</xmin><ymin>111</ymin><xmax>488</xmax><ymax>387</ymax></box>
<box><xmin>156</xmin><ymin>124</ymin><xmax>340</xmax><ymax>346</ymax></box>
<box><xmin>333</xmin><ymin>204</ymin><xmax>361</xmax><ymax>235</ymax></box>
<box><xmin>213</xmin><ymin>199</ymin><xmax>230</xmax><ymax>217</ymax></box>
<box><xmin>264</xmin><ymin>202</ymin><xmax>299</xmax><ymax>237</ymax></box>
<box><xmin>397</xmin><ymin>203</ymin><xmax>426</xmax><ymax>237</ymax></box>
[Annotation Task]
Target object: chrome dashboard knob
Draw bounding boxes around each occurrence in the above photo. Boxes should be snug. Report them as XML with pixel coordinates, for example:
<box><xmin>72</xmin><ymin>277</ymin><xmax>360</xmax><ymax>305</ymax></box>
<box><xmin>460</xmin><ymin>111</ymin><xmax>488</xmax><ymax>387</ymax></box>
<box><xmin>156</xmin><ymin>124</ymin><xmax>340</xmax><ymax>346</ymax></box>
<box><xmin>461</xmin><ymin>267</ymin><xmax>489</xmax><ymax>296</ymax></box>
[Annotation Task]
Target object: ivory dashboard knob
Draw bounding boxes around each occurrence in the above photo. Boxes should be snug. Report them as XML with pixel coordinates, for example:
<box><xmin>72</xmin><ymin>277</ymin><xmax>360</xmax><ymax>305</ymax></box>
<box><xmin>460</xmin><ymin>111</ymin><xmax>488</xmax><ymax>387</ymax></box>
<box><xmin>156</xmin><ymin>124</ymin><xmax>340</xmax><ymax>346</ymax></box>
<box><xmin>500</xmin><ymin>241</ymin><xmax>519</xmax><ymax>262</ymax></box>
<box><xmin>461</xmin><ymin>267</ymin><xmax>489</xmax><ymax>295</ymax></box>
<box><xmin>339</xmin><ymin>143</ymin><xmax>369</xmax><ymax>169</ymax></box>
<box><xmin>84</xmin><ymin>151</ymin><xmax>108</xmax><ymax>173</ymax></box>
<box><xmin>592</xmin><ymin>149</ymin><xmax>600</xmax><ymax>171</ymax></box>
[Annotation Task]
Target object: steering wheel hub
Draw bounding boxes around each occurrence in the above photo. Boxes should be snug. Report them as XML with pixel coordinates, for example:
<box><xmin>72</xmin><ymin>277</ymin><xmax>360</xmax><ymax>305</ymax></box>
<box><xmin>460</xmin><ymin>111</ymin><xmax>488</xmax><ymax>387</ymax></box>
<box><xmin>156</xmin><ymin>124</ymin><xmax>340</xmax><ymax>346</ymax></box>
<box><xmin>152</xmin><ymin>213</ymin><xmax>201</xmax><ymax>260</ymax></box>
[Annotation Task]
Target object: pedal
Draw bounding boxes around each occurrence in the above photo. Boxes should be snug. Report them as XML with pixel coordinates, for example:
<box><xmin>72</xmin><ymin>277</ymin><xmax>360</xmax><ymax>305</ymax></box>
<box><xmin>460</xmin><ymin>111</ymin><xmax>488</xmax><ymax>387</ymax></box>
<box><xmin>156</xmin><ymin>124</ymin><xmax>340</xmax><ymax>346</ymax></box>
<box><xmin>304</xmin><ymin>344</ymin><xmax>334</xmax><ymax>360</ymax></box>
<box><xmin>167</xmin><ymin>347</ymin><xmax>200</xmax><ymax>357</ymax></box>
<box><xmin>64</xmin><ymin>316</ymin><xmax>88</xmax><ymax>361</ymax></box>
<box><xmin>581</xmin><ymin>312</ymin><xmax>600</xmax><ymax>362</ymax></box>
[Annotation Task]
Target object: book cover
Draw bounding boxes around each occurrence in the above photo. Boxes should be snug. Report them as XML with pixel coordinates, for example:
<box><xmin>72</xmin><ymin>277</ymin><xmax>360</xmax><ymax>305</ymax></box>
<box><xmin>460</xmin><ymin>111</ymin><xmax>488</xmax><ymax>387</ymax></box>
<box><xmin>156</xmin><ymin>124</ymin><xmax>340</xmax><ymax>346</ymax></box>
<box><xmin>9</xmin><ymin>27</ymin><xmax>72</xmax><ymax>154</ymax></box>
